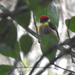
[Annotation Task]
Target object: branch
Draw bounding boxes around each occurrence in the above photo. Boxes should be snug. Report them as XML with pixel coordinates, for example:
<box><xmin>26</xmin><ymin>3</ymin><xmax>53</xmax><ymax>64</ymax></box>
<box><xmin>29</xmin><ymin>36</ymin><xmax>75</xmax><ymax>75</ymax></box>
<box><xmin>7</xmin><ymin>58</ymin><xmax>20</xmax><ymax>75</ymax></box>
<box><xmin>29</xmin><ymin>42</ymin><xmax>71</xmax><ymax>75</ymax></box>
<box><xmin>67</xmin><ymin>19</ymin><xmax>70</xmax><ymax>39</ymax></box>
<box><xmin>35</xmin><ymin>44</ymin><xmax>73</xmax><ymax>75</ymax></box>
<box><xmin>33</xmin><ymin>12</ymin><xmax>40</xmax><ymax>42</ymax></box>
<box><xmin>14</xmin><ymin>5</ymin><xmax>29</xmax><ymax>15</ymax></box>
<box><xmin>29</xmin><ymin>44</ymin><xmax>57</xmax><ymax>75</ymax></box>
<box><xmin>36</xmin><ymin>54</ymin><xmax>63</xmax><ymax>75</ymax></box>
<box><xmin>0</xmin><ymin>5</ymin><xmax>29</xmax><ymax>18</ymax></box>
<box><xmin>28</xmin><ymin>27</ymin><xmax>41</xmax><ymax>40</ymax></box>
<box><xmin>54</xmin><ymin>64</ymin><xmax>75</xmax><ymax>74</ymax></box>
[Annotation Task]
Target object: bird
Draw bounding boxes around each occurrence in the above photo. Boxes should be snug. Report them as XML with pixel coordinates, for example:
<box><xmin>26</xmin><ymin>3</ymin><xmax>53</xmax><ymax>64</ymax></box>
<box><xmin>36</xmin><ymin>15</ymin><xmax>60</xmax><ymax>40</ymax></box>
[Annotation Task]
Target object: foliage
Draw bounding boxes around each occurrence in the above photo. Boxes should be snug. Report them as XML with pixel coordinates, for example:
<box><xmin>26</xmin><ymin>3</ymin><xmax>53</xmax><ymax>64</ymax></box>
<box><xmin>0</xmin><ymin>65</ymin><xmax>11</xmax><ymax>75</ymax></box>
<box><xmin>0</xmin><ymin>0</ymin><xmax>75</xmax><ymax>75</ymax></box>
<box><xmin>66</xmin><ymin>16</ymin><xmax>75</xmax><ymax>32</ymax></box>
<box><xmin>19</xmin><ymin>34</ymin><xmax>33</xmax><ymax>55</ymax></box>
<box><xmin>41</xmin><ymin>34</ymin><xmax>58</xmax><ymax>60</ymax></box>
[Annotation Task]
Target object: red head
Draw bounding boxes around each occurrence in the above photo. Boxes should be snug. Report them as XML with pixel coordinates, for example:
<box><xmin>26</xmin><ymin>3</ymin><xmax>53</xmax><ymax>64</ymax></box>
<box><xmin>39</xmin><ymin>15</ymin><xmax>49</xmax><ymax>21</ymax></box>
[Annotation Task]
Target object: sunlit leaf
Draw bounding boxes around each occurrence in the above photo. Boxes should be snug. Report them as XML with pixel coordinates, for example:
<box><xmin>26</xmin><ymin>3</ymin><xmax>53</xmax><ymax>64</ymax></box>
<box><xmin>41</xmin><ymin>34</ymin><xmax>58</xmax><ymax>60</ymax></box>
<box><xmin>66</xmin><ymin>16</ymin><xmax>75</xmax><ymax>32</ymax></box>
<box><xmin>0</xmin><ymin>65</ymin><xmax>11</xmax><ymax>75</ymax></box>
<box><xmin>22</xmin><ymin>58</ymin><xmax>29</xmax><ymax>67</ymax></box>
<box><xmin>20</xmin><ymin>35</ymin><xmax>33</xmax><ymax>55</ymax></box>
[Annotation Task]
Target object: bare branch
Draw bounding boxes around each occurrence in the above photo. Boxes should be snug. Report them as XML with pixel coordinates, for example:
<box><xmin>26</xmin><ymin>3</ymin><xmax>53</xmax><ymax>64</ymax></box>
<box><xmin>54</xmin><ymin>64</ymin><xmax>75</xmax><ymax>74</ymax></box>
<box><xmin>7</xmin><ymin>58</ymin><xmax>20</xmax><ymax>75</ymax></box>
<box><xmin>67</xmin><ymin>19</ymin><xmax>70</xmax><ymax>39</ymax></box>
<box><xmin>33</xmin><ymin>12</ymin><xmax>40</xmax><ymax>42</ymax></box>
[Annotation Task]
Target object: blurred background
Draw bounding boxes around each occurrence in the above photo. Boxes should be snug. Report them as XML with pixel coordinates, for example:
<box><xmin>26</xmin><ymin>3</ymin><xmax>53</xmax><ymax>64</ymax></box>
<box><xmin>0</xmin><ymin>0</ymin><xmax>75</xmax><ymax>75</ymax></box>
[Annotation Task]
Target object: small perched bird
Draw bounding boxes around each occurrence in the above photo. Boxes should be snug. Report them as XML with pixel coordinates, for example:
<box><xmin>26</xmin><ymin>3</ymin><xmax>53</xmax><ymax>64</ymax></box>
<box><xmin>36</xmin><ymin>15</ymin><xmax>60</xmax><ymax>40</ymax></box>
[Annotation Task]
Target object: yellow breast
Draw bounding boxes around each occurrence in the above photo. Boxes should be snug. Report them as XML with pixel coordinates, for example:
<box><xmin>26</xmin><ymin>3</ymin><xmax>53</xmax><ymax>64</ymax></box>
<box><xmin>35</xmin><ymin>22</ymin><xmax>49</xmax><ymax>33</ymax></box>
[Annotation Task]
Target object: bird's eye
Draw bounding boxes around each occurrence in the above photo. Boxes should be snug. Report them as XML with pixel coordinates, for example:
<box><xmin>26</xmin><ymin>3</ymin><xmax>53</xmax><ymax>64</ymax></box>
<box><xmin>40</xmin><ymin>18</ymin><xmax>49</xmax><ymax>23</ymax></box>
<box><xmin>43</xmin><ymin>18</ymin><xmax>47</xmax><ymax>20</ymax></box>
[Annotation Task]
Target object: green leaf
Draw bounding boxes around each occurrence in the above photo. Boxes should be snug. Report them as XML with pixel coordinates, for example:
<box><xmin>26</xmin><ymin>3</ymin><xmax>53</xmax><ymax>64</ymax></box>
<box><xmin>24</xmin><ymin>0</ymin><xmax>38</xmax><ymax>11</ymax></box>
<box><xmin>35</xmin><ymin>2</ymin><xmax>59</xmax><ymax>26</ymax></box>
<box><xmin>0</xmin><ymin>65</ymin><xmax>11</xmax><ymax>75</ymax></box>
<box><xmin>47</xmin><ymin>49</ymin><xmax>57</xmax><ymax>60</ymax></box>
<box><xmin>14</xmin><ymin>42</ymin><xmax>20</xmax><ymax>59</ymax></box>
<box><xmin>2</xmin><ymin>22</ymin><xmax>17</xmax><ymax>49</ymax></box>
<box><xmin>0</xmin><ymin>42</ymin><xmax>20</xmax><ymax>59</ymax></box>
<box><xmin>0</xmin><ymin>18</ymin><xmax>8</xmax><ymax>34</ymax></box>
<box><xmin>22</xmin><ymin>58</ymin><xmax>29</xmax><ymax>67</ymax></box>
<box><xmin>15</xmin><ymin>0</ymin><xmax>30</xmax><ymax>30</ymax></box>
<box><xmin>35</xmin><ymin>6</ymin><xmax>48</xmax><ymax>22</ymax></box>
<box><xmin>39</xmin><ymin>0</ymin><xmax>53</xmax><ymax>7</ymax></box>
<box><xmin>68</xmin><ymin>73</ymin><xmax>72</xmax><ymax>75</ymax></box>
<box><xmin>48</xmin><ymin>3</ymin><xmax>59</xmax><ymax>26</ymax></box>
<box><xmin>0</xmin><ymin>44</ymin><xmax>15</xmax><ymax>58</ymax></box>
<box><xmin>18</xmin><ymin>0</ymin><xmax>27</xmax><ymax>7</ymax></box>
<box><xmin>66</xmin><ymin>16</ymin><xmax>75</xmax><ymax>32</ymax></box>
<box><xmin>20</xmin><ymin>34</ymin><xmax>33</xmax><ymax>55</ymax></box>
<box><xmin>16</xmin><ymin>10</ymin><xmax>30</xmax><ymax>30</ymax></box>
<box><xmin>41</xmin><ymin>34</ymin><xmax>58</xmax><ymax>60</ymax></box>
<box><xmin>0</xmin><ymin>19</ymin><xmax>19</xmax><ymax>58</ymax></box>
<box><xmin>0</xmin><ymin>19</ymin><xmax>17</xmax><ymax>49</ymax></box>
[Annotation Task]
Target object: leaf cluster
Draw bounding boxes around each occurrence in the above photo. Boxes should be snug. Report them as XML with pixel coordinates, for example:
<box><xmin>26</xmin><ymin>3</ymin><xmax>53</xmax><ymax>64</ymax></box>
<box><xmin>0</xmin><ymin>0</ymin><xmax>75</xmax><ymax>75</ymax></box>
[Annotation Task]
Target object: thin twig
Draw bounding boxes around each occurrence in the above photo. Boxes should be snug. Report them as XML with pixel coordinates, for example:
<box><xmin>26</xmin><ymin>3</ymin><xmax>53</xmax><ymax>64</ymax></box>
<box><xmin>36</xmin><ymin>54</ymin><xmax>63</xmax><ymax>75</ymax></box>
<box><xmin>54</xmin><ymin>64</ymin><xmax>75</xmax><ymax>74</ymax></box>
<box><xmin>67</xmin><ymin>19</ymin><xmax>75</xmax><ymax>64</ymax></box>
<box><xmin>29</xmin><ymin>36</ymin><xmax>75</xmax><ymax>75</ymax></box>
<box><xmin>29</xmin><ymin>45</ymin><xmax>62</xmax><ymax>75</ymax></box>
<box><xmin>33</xmin><ymin>12</ymin><xmax>40</xmax><ymax>42</ymax></box>
<box><xmin>16</xmin><ymin>66</ymin><xmax>53</xmax><ymax>69</ymax></box>
<box><xmin>67</xmin><ymin>19</ymin><xmax>70</xmax><ymax>39</ymax></box>
<box><xmin>35</xmin><ymin>42</ymin><xmax>75</xmax><ymax>75</ymax></box>
<box><xmin>7</xmin><ymin>58</ymin><xmax>20</xmax><ymax>75</ymax></box>
<box><xmin>16</xmin><ymin>64</ymin><xmax>75</xmax><ymax>74</ymax></box>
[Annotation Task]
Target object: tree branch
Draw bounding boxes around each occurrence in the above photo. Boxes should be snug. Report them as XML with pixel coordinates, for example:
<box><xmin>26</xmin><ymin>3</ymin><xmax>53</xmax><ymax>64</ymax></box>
<box><xmin>54</xmin><ymin>64</ymin><xmax>75</xmax><ymax>74</ymax></box>
<box><xmin>36</xmin><ymin>54</ymin><xmax>63</xmax><ymax>75</ymax></box>
<box><xmin>28</xmin><ymin>27</ymin><xmax>41</xmax><ymax>40</ymax></box>
<box><xmin>33</xmin><ymin>12</ymin><xmax>40</xmax><ymax>42</ymax></box>
<box><xmin>0</xmin><ymin>5</ymin><xmax>29</xmax><ymax>18</ymax></box>
<box><xmin>29</xmin><ymin>36</ymin><xmax>75</xmax><ymax>75</ymax></box>
<box><xmin>67</xmin><ymin>19</ymin><xmax>70</xmax><ymax>39</ymax></box>
<box><xmin>7</xmin><ymin>58</ymin><xmax>20</xmax><ymax>75</ymax></box>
